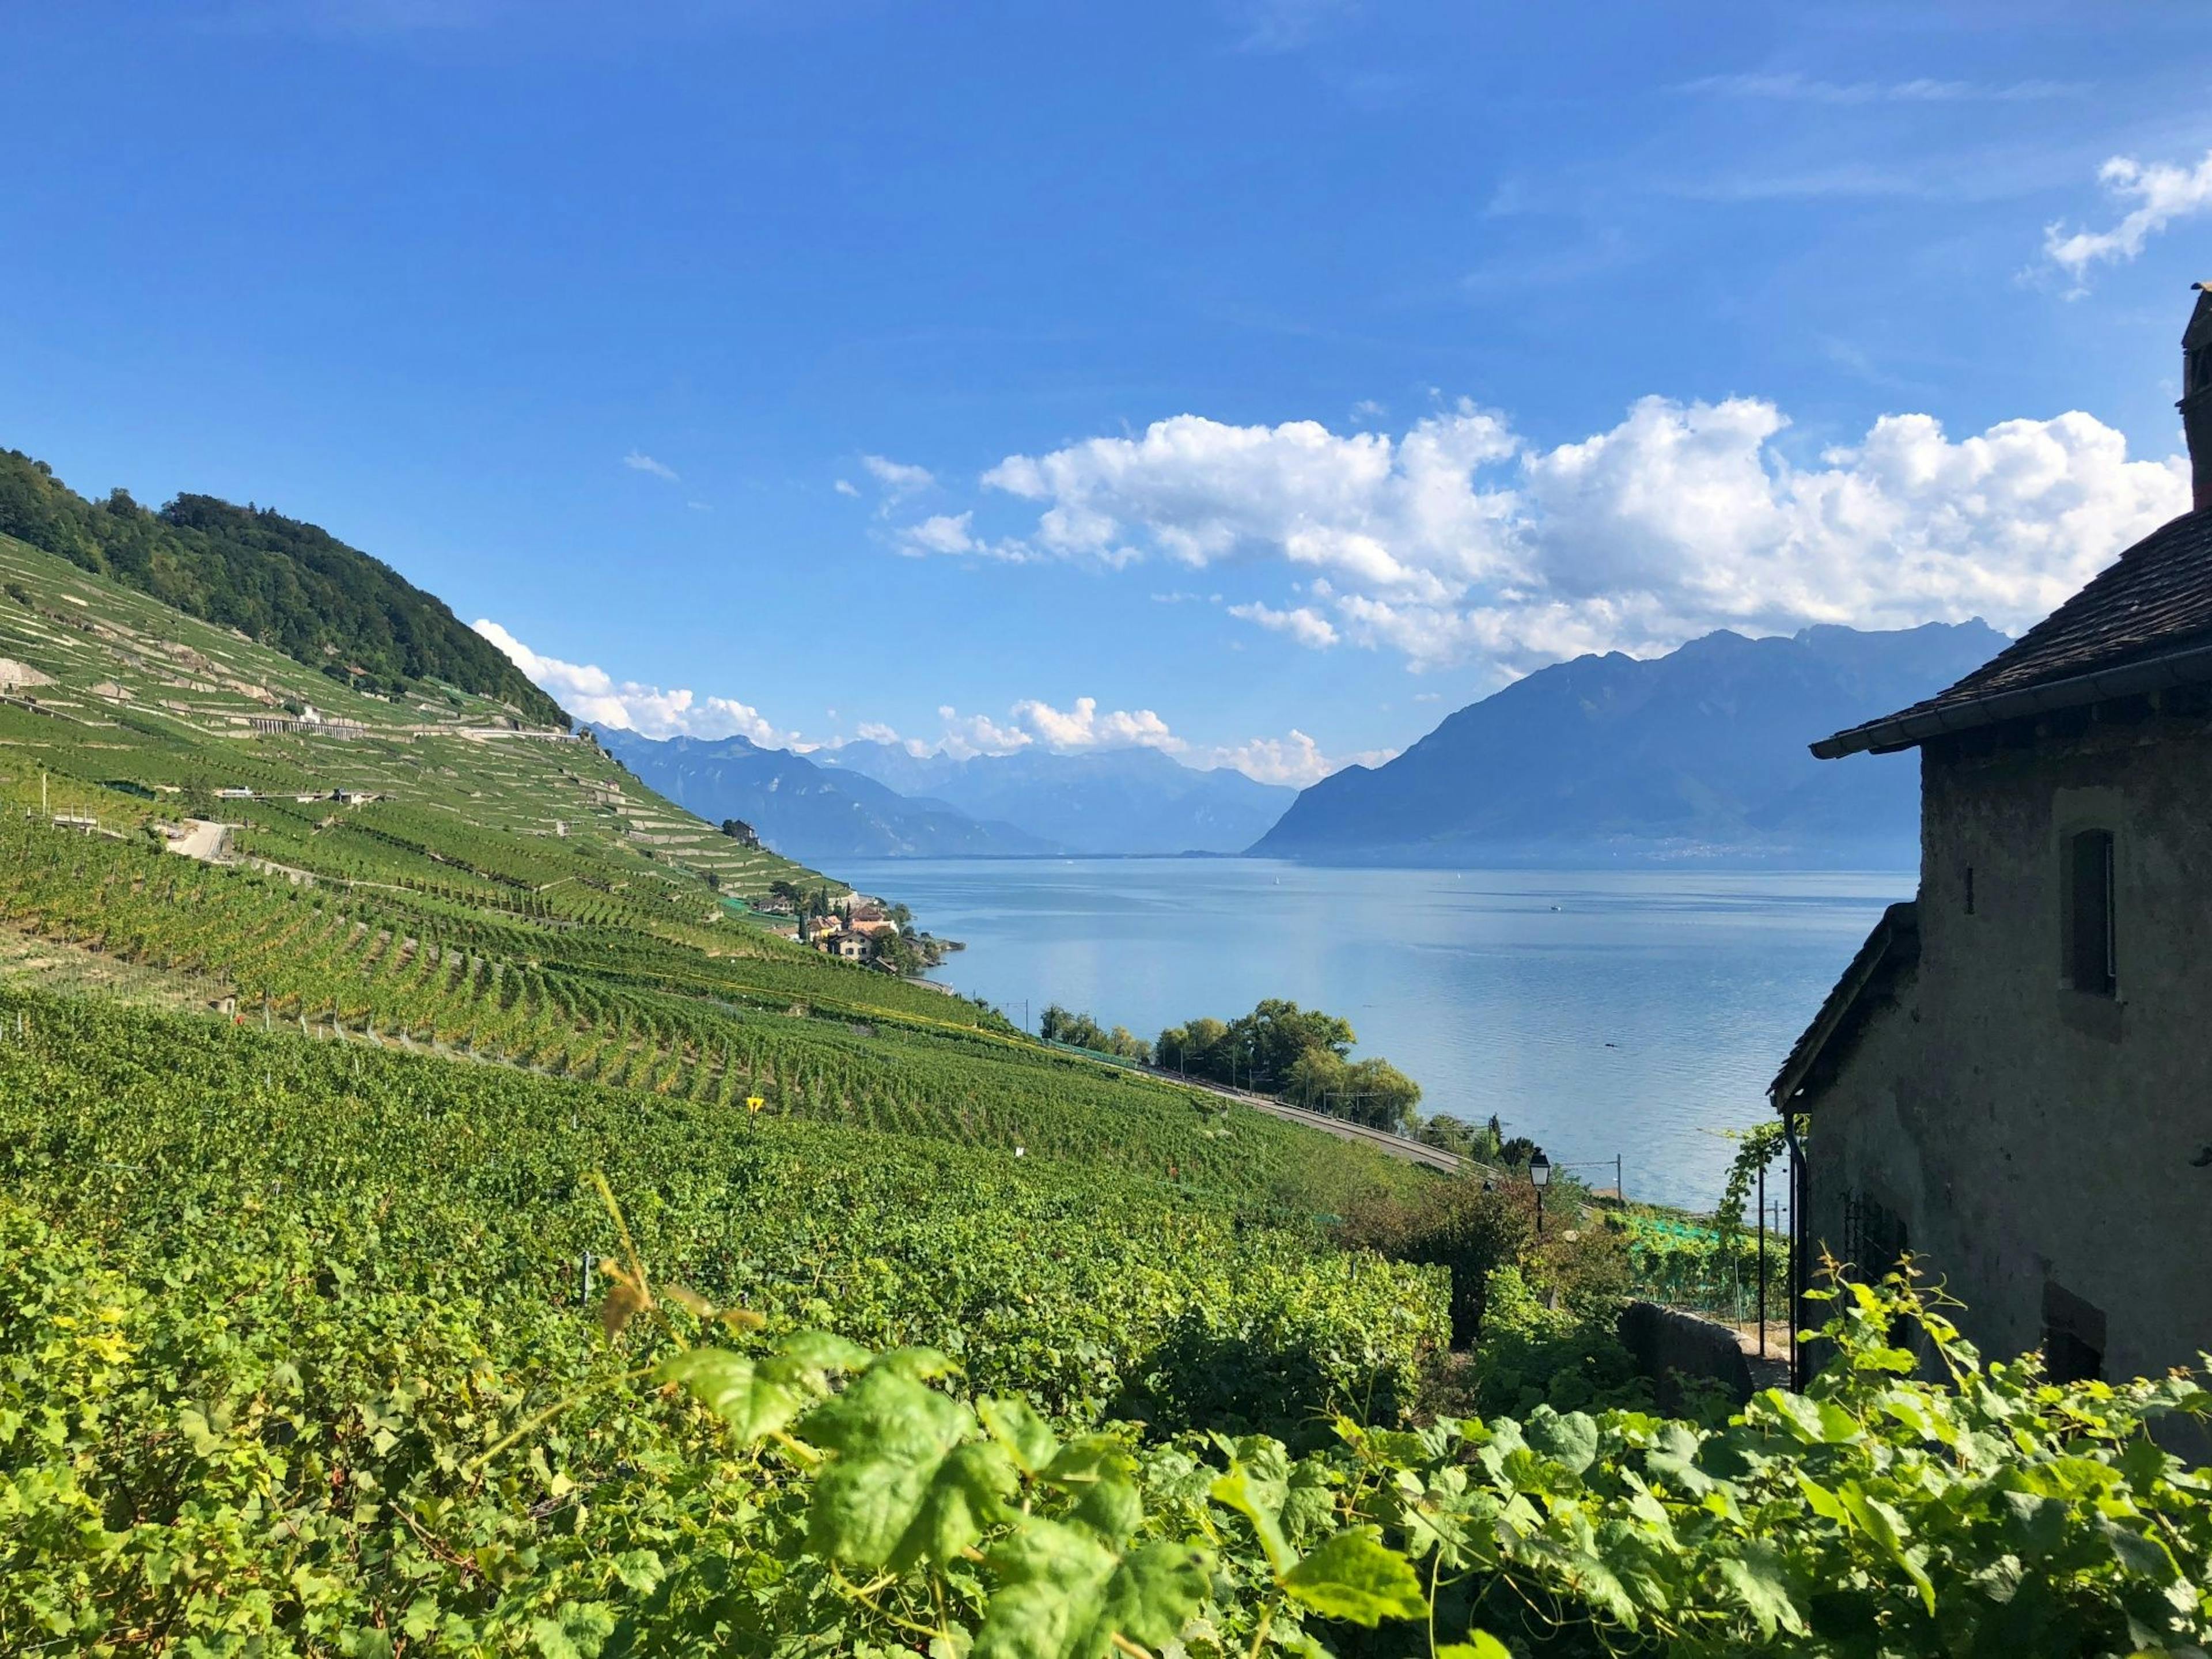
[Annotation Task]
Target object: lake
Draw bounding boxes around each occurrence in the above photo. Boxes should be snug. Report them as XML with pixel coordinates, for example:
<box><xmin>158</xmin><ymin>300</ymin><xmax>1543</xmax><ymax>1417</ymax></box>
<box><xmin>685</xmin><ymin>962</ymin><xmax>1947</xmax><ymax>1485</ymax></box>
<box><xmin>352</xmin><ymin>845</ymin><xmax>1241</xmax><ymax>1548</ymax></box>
<box><xmin>839</xmin><ymin>858</ymin><xmax>1915</xmax><ymax>1211</ymax></box>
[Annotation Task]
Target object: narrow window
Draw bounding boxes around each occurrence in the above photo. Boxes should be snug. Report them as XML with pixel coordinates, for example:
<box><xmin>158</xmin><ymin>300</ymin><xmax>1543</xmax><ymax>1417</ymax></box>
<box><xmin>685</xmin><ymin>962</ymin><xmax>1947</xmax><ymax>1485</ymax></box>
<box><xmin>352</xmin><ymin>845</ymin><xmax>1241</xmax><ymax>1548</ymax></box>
<box><xmin>2042</xmin><ymin>1282</ymin><xmax>2105</xmax><ymax>1383</ymax></box>
<box><xmin>2066</xmin><ymin>830</ymin><xmax>2116</xmax><ymax>995</ymax></box>
<box><xmin>1964</xmin><ymin>865</ymin><xmax>1975</xmax><ymax>915</ymax></box>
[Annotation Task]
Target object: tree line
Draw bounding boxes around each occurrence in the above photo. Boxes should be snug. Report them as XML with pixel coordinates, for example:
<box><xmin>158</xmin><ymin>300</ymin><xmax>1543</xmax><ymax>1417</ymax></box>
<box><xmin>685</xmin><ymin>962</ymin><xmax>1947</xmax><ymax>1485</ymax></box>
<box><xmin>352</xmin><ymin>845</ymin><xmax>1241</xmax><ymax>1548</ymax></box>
<box><xmin>1041</xmin><ymin>995</ymin><xmax>1424</xmax><ymax>1132</ymax></box>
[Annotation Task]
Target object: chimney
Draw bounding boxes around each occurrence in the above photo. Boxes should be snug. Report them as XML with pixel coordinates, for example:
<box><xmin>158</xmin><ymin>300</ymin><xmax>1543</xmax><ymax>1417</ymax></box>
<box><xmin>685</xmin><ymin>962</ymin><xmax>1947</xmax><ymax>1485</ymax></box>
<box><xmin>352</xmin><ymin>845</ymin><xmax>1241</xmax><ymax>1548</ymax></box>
<box><xmin>2181</xmin><ymin>283</ymin><xmax>2212</xmax><ymax>512</ymax></box>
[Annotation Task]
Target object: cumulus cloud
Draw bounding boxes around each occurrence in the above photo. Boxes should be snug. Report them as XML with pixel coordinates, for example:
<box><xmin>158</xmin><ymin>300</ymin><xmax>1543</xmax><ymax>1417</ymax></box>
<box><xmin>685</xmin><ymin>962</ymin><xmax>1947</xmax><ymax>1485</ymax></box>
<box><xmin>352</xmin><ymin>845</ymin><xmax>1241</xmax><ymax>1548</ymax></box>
<box><xmin>2044</xmin><ymin>150</ymin><xmax>2212</xmax><ymax>290</ymax></box>
<box><xmin>1194</xmin><ymin>729</ymin><xmax>1397</xmax><ymax>787</ymax></box>
<box><xmin>984</xmin><ymin>404</ymin><xmax>1520</xmax><ymax>596</ymax></box>
<box><xmin>834</xmin><ymin>478</ymin><xmax>860</xmax><ymax>497</ymax></box>
<box><xmin>473</xmin><ymin>620</ymin><xmax>796</xmax><ymax>746</ymax></box>
<box><xmin>1011</xmin><ymin>696</ymin><xmax>1179</xmax><ymax>753</ymax></box>
<box><xmin>981</xmin><ymin>397</ymin><xmax>2186</xmax><ymax>675</ymax></box>
<box><xmin>862</xmin><ymin>700</ymin><xmax>1384</xmax><ymax>787</ymax></box>
<box><xmin>1230</xmin><ymin>600</ymin><xmax>1339</xmax><ymax>648</ymax></box>
<box><xmin>623</xmin><ymin>450</ymin><xmax>679</xmax><ymax>482</ymax></box>
<box><xmin>861</xmin><ymin>454</ymin><xmax>936</xmax><ymax>499</ymax></box>
<box><xmin>893</xmin><ymin>512</ymin><xmax>1037</xmax><ymax>563</ymax></box>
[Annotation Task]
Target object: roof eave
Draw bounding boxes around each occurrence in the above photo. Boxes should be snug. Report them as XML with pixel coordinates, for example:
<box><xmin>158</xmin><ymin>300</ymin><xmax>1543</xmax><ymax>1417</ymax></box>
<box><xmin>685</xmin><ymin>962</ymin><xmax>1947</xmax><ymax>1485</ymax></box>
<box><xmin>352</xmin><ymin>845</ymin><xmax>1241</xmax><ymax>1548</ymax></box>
<box><xmin>1809</xmin><ymin>634</ymin><xmax>2212</xmax><ymax>760</ymax></box>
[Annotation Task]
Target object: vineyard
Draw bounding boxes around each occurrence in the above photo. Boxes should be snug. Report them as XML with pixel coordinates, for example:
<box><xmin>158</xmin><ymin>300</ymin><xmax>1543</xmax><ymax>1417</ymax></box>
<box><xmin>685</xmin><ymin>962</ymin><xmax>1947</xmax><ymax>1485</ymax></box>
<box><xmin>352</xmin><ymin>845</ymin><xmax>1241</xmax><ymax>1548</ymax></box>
<box><xmin>5</xmin><ymin>984</ymin><xmax>2209</xmax><ymax>1654</ymax></box>
<box><xmin>1</xmin><ymin>514</ymin><xmax>2208</xmax><ymax>1654</ymax></box>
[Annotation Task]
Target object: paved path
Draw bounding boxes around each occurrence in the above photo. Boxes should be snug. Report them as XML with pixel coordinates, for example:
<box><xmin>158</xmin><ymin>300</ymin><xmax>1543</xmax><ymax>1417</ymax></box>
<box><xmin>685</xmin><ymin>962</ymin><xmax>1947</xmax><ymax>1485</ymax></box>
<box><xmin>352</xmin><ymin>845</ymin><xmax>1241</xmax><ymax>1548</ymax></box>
<box><xmin>1122</xmin><ymin>1058</ymin><xmax>1467</xmax><ymax>1173</ymax></box>
<box><xmin>166</xmin><ymin>819</ymin><xmax>231</xmax><ymax>861</ymax></box>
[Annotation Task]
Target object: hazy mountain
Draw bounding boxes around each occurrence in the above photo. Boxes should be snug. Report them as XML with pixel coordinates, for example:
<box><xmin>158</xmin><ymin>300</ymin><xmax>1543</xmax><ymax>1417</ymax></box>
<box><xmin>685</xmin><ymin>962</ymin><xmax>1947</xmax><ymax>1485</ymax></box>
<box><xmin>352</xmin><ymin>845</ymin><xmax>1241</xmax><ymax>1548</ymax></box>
<box><xmin>819</xmin><ymin>742</ymin><xmax>1297</xmax><ymax>855</ymax></box>
<box><xmin>599</xmin><ymin>730</ymin><xmax>1058</xmax><ymax>861</ymax></box>
<box><xmin>1252</xmin><ymin>620</ymin><xmax>2011</xmax><ymax>866</ymax></box>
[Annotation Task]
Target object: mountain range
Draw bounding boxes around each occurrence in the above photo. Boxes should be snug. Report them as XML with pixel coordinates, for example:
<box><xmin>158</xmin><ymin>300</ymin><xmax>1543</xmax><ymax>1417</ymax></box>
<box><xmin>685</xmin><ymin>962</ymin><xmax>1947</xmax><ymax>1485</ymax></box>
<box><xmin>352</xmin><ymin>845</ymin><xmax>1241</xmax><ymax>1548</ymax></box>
<box><xmin>597</xmin><ymin>731</ymin><xmax>1057</xmax><ymax>859</ymax></box>
<box><xmin>600</xmin><ymin>730</ymin><xmax>1295</xmax><ymax>861</ymax></box>
<box><xmin>816</xmin><ymin>741</ymin><xmax>1296</xmax><ymax>855</ymax></box>
<box><xmin>1252</xmin><ymin>620</ymin><xmax>2009</xmax><ymax>866</ymax></box>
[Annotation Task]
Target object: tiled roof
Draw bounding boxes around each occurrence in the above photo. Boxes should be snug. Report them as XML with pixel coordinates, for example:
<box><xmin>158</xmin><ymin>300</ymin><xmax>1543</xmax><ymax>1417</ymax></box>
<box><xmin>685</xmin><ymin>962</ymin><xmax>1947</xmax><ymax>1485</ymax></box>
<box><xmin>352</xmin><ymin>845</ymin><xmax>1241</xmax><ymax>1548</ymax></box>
<box><xmin>1815</xmin><ymin>507</ymin><xmax>2212</xmax><ymax>757</ymax></box>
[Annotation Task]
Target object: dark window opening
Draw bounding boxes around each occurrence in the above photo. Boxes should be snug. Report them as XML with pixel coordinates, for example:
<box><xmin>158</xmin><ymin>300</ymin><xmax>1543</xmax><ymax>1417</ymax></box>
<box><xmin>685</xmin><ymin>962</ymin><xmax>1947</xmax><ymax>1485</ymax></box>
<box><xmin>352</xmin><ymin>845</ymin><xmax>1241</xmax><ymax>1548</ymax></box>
<box><xmin>1964</xmin><ymin>865</ymin><xmax>1975</xmax><ymax>915</ymax></box>
<box><xmin>1842</xmin><ymin>1190</ymin><xmax>1909</xmax><ymax>1279</ymax></box>
<box><xmin>2066</xmin><ymin>829</ymin><xmax>2116</xmax><ymax>996</ymax></box>
<box><xmin>2042</xmin><ymin>1281</ymin><xmax>2106</xmax><ymax>1383</ymax></box>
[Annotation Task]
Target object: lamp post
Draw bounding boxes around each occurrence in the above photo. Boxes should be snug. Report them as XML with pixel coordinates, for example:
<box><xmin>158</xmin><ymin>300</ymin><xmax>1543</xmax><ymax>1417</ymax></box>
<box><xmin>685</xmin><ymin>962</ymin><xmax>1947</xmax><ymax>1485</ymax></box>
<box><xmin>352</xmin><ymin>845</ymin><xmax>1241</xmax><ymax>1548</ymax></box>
<box><xmin>1528</xmin><ymin>1150</ymin><xmax>1551</xmax><ymax>1237</ymax></box>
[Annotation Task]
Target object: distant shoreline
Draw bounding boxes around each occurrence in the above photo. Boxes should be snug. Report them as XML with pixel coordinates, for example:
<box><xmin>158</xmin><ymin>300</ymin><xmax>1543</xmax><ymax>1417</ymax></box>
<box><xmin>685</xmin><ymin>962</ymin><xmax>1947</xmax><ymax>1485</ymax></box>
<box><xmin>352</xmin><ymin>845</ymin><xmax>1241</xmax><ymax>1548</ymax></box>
<box><xmin>826</xmin><ymin>847</ymin><xmax>1923</xmax><ymax>874</ymax></box>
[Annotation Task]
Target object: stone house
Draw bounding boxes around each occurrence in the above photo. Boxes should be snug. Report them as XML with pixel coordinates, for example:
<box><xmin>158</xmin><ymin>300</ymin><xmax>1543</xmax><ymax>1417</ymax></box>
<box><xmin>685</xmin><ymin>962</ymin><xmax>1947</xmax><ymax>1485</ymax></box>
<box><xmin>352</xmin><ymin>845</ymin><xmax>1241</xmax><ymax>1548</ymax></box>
<box><xmin>1772</xmin><ymin>287</ymin><xmax>2212</xmax><ymax>1392</ymax></box>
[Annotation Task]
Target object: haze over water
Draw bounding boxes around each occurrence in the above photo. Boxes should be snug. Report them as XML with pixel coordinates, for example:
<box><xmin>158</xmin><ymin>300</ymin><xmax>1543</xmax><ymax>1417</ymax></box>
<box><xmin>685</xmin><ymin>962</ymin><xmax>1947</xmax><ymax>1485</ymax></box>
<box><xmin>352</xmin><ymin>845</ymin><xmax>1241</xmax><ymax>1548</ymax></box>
<box><xmin>842</xmin><ymin>858</ymin><xmax>1914</xmax><ymax>1211</ymax></box>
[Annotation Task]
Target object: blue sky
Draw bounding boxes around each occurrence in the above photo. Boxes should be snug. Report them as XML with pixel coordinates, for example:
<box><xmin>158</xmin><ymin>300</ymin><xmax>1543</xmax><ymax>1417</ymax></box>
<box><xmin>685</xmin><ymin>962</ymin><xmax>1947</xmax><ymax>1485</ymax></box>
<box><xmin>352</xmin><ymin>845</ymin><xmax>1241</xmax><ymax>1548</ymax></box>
<box><xmin>6</xmin><ymin>1</ymin><xmax>2211</xmax><ymax>782</ymax></box>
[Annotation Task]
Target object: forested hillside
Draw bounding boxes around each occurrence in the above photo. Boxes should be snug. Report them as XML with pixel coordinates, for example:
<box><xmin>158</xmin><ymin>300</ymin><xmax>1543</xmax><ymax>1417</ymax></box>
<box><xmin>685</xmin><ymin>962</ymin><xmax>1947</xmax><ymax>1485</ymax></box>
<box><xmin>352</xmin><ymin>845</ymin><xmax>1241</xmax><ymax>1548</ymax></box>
<box><xmin>0</xmin><ymin>449</ymin><xmax>566</xmax><ymax>724</ymax></box>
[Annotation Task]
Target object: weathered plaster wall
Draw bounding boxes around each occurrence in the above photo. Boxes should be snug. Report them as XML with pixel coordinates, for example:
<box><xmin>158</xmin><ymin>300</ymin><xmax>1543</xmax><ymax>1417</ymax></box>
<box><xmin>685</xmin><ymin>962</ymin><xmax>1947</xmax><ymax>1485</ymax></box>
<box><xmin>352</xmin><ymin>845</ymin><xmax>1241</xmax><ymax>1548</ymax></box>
<box><xmin>1808</xmin><ymin>711</ymin><xmax>2212</xmax><ymax>1386</ymax></box>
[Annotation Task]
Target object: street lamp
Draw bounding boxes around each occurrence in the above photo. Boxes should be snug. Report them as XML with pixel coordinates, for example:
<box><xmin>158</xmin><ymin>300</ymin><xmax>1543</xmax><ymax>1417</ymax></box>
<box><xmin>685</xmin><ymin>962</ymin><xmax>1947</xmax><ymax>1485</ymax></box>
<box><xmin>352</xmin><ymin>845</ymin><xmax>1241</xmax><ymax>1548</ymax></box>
<box><xmin>1528</xmin><ymin>1150</ymin><xmax>1551</xmax><ymax>1236</ymax></box>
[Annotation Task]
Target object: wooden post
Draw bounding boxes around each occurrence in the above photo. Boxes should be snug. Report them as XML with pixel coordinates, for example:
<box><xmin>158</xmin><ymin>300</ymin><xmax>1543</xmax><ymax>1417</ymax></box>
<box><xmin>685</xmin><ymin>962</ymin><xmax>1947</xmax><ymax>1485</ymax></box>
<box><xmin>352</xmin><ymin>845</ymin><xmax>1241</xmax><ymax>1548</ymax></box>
<box><xmin>1758</xmin><ymin>1157</ymin><xmax>1768</xmax><ymax>1359</ymax></box>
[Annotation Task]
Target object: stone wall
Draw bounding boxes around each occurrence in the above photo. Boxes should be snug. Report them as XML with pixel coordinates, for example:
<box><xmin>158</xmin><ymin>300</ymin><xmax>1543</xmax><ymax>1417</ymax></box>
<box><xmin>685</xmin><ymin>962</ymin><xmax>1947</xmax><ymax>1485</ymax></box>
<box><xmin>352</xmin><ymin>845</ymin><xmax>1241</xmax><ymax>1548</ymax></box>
<box><xmin>1805</xmin><ymin>708</ymin><xmax>2212</xmax><ymax>1391</ymax></box>
<box><xmin>1616</xmin><ymin>1301</ymin><xmax>1773</xmax><ymax>1413</ymax></box>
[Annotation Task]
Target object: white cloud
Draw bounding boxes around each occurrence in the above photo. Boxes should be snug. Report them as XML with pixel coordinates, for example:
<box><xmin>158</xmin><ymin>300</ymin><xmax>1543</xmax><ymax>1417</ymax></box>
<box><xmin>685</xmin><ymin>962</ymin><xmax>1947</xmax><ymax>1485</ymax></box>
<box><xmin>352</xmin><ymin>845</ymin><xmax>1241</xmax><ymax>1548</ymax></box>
<box><xmin>2043</xmin><ymin>150</ymin><xmax>2212</xmax><ymax>290</ymax></box>
<box><xmin>1684</xmin><ymin>71</ymin><xmax>2078</xmax><ymax>105</ymax></box>
<box><xmin>623</xmin><ymin>450</ymin><xmax>678</xmax><ymax>482</ymax></box>
<box><xmin>472</xmin><ymin>620</ymin><xmax>796</xmax><ymax>746</ymax></box>
<box><xmin>901</xmin><ymin>512</ymin><xmax>977</xmax><ymax>555</ymax></box>
<box><xmin>1195</xmin><ymin>729</ymin><xmax>1397</xmax><ymax>787</ymax></box>
<box><xmin>861</xmin><ymin>454</ymin><xmax>936</xmax><ymax>499</ymax></box>
<box><xmin>1230</xmin><ymin>600</ymin><xmax>1339</xmax><ymax>648</ymax></box>
<box><xmin>1010</xmin><ymin>695</ymin><xmax>1180</xmax><ymax>753</ymax></box>
<box><xmin>984</xmin><ymin>404</ymin><xmax>1520</xmax><ymax>594</ymax></box>
<box><xmin>847</xmin><ymin>701</ymin><xmax>1391</xmax><ymax>787</ymax></box>
<box><xmin>893</xmin><ymin>511</ymin><xmax>1037</xmax><ymax>563</ymax></box>
<box><xmin>980</xmin><ymin>397</ymin><xmax>2187</xmax><ymax>677</ymax></box>
<box><xmin>834</xmin><ymin>478</ymin><xmax>860</xmax><ymax>497</ymax></box>
<box><xmin>1351</xmin><ymin>398</ymin><xmax>1388</xmax><ymax>422</ymax></box>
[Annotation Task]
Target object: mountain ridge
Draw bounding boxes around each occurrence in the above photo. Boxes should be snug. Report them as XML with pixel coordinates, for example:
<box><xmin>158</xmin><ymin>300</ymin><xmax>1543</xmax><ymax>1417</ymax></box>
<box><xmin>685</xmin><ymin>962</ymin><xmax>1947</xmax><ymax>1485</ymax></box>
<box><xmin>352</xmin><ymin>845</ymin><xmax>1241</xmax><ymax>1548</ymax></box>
<box><xmin>599</xmin><ymin>729</ymin><xmax>1062</xmax><ymax>861</ymax></box>
<box><xmin>817</xmin><ymin>740</ymin><xmax>1296</xmax><ymax>855</ymax></box>
<box><xmin>1252</xmin><ymin>620</ymin><xmax>2009</xmax><ymax>866</ymax></box>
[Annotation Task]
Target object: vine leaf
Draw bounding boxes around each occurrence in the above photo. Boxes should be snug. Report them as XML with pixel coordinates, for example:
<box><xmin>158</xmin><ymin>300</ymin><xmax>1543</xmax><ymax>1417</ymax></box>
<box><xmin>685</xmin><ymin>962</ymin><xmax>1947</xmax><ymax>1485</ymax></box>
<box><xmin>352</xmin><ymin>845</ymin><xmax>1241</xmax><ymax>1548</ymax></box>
<box><xmin>529</xmin><ymin>1601</ymin><xmax>616</xmax><ymax>1659</ymax></box>
<box><xmin>1437</xmin><ymin>1637</ymin><xmax>1513</xmax><ymax>1659</ymax></box>
<box><xmin>1209</xmin><ymin>1462</ymin><xmax>1292</xmax><ymax>1575</ymax></box>
<box><xmin>798</xmin><ymin>1359</ymin><xmax>1015</xmax><ymax>1570</ymax></box>
<box><xmin>980</xmin><ymin>1395</ymin><xmax>1062</xmax><ymax>1476</ymax></box>
<box><xmin>975</xmin><ymin>1517</ymin><xmax>1211</xmax><ymax>1659</ymax></box>
<box><xmin>660</xmin><ymin>1334</ymin><xmax>866</xmax><ymax>1444</ymax></box>
<box><xmin>1714</xmin><ymin>1545</ymin><xmax>1806</xmax><ymax>1639</ymax></box>
<box><xmin>1281</xmin><ymin>1526</ymin><xmax>1427</xmax><ymax>1625</ymax></box>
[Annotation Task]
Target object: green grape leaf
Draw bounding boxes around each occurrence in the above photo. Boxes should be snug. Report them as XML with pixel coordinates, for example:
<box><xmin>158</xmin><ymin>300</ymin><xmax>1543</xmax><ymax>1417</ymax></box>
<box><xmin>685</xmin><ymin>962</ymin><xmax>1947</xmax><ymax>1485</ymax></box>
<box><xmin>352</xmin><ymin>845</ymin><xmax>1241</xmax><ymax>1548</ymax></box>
<box><xmin>798</xmin><ymin>1361</ymin><xmax>1011</xmax><ymax>1569</ymax></box>
<box><xmin>1714</xmin><ymin>1545</ymin><xmax>1806</xmax><ymax>1639</ymax></box>
<box><xmin>660</xmin><ymin>1349</ymin><xmax>823</xmax><ymax>1444</ymax></box>
<box><xmin>1437</xmin><ymin>1637</ymin><xmax>1513</xmax><ymax>1659</ymax></box>
<box><xmin>979</xmin><ymin>1395</ymin><xmax>1061</xmax><ymax>1475</ymax></box>
<box><xmin>1280</xmin><ymin>1526</ymin><xmax>1427</xmax><ymax>1624</ymax></box>
<box><xmin>976</xmin><ymin>1517</ymin><xmax>1211</xmax><ymax>1659</ymax></box>
<box><xmin>1835</xmin><ymin>1484</ymin><xmax>1935</xmax><ymax>1614</ymax></box>
<box><xmin>1209</xmin><ymin>1462</ymin><xmax>1293</xmax><ymax>1575</ymax></box>
<box><xmin>1522</xmin><ymin>1407</ymin><xmax>1599</xmax><ymax>1475</ymax></box>
<box><xmin>778</xmin><ymin>1329</ymin><xmax>874</xmax><ymax>1373</ymax></box>
<box><xmin>529</xmin><ymin>1602</ymin><xmax>616</xmax><ymax>1659</ymax></box>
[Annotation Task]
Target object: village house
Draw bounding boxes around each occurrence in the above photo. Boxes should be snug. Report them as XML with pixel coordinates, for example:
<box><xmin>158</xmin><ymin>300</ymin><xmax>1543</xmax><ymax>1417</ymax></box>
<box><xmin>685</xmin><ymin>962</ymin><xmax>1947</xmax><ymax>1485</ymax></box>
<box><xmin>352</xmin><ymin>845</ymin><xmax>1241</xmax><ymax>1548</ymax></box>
<box><xmin>1773</xmin><ymin>286</ymin><xmax>2212</xmax><ymax>1394</ymax></box>
<box><xmin>832</xmin><ymin>932</ymin><xmax>874</xmax><ymax>962</ymax></box>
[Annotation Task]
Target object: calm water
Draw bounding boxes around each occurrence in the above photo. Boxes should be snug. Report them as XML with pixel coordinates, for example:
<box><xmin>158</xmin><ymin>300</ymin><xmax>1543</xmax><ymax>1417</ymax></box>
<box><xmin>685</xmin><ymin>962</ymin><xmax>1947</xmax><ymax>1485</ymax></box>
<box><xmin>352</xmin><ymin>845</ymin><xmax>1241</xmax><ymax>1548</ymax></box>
<box><xmin>842</xmin><ymin>858</ymin><xmax>1914</xmax><ymax>1210</ymax></box>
